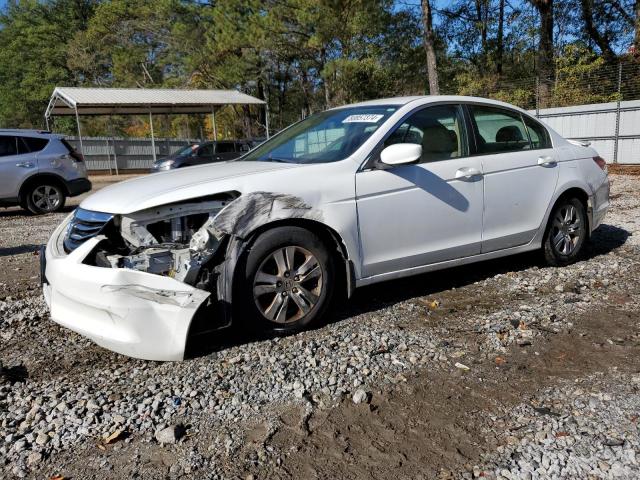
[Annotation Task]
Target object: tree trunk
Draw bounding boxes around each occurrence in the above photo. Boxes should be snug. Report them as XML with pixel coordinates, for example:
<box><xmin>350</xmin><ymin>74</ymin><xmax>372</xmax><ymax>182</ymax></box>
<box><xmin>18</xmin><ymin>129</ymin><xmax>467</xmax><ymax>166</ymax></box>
<box><xmin>300</xmin><ymin>67</ymin><xmax>311</xmax><ymax>117</ymax></box>
<box><xmin>580</xmin><ymin>0</ymin><xmax>617</xmax><ymax>63</ymax></box>
<box><xmin>530</xmin><ymin>0</ymin><xmax>554</xmax><ymax>107</ymax></box>
<box><xmin>320</xmin><ymin>48</ymin><xmax>331</xmax><ymax>108</ymax></box>
<box><xmin>421</xmin><ymin>0</ymin><xmax>439</xmax><ymax>95</ymax></box>
<box><xmin>474</xmin><ymin>0</ymin><xmax>489</xmax><ymax>72</ymax></box>
<box><xmin>497</xmin><ymin>0</ymin><xmax>505</xmax><ymax>75</ymax></box>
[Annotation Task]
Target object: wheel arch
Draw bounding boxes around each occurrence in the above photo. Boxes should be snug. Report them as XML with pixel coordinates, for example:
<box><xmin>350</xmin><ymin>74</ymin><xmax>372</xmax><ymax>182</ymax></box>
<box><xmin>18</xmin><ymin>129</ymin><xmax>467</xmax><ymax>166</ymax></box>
<box><xmin>18</xmin><ymin>173</ymin><xmax>69</xmax><ymax>204</ymax></box>
<box><xmin>240</xmin><ymin>218</ymin><xmax>356</xmax><ymax>300</ymax></box>
<box><xmin>548</xmin><ymin>186</ymin><xmax>591</xmax><ymax>236</ymax></box>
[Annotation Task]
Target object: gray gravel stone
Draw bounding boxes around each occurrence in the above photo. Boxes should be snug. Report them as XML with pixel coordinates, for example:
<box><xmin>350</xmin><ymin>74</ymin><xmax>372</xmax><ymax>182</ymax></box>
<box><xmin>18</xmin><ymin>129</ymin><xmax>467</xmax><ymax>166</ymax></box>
<box><xmin>155</xmin><ymin>425</ymin><xmax>185</xmax><ymax>444</ymax></box>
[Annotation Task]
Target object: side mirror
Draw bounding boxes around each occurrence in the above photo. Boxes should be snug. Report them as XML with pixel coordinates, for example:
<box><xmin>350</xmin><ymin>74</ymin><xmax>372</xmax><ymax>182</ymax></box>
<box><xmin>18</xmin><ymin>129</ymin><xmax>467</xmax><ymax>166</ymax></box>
<box><xmin>380</xmin><ymin>143</ymin><xmax>422</xmax><ymax>166</ymax></box>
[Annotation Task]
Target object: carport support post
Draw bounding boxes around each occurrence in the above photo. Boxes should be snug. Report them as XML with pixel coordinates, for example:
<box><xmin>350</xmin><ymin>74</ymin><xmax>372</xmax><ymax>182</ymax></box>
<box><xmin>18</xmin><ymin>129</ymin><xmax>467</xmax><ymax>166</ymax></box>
<box><xmin>149</xmin><ymin>111</ymin><xmax>157</xmax><ymax>164</ymax></box>
<box><xmin>109</xmin><ymin>120</ymin><xmax>119</xmax><ymax>176</ymax></box>
<box><xmin>211</xmin><ymin>108</ymin><xmax>218</xmax><ymax>141</ymax></box>
<box><xmin>265</xmin><ymin>102</ymin><xmax>270</xmax><ymax>139</ymax></box>
<box><xmin>74</xmin><ymin>106</ymin><xmax>85</xmax><ymax>157</ymax></box>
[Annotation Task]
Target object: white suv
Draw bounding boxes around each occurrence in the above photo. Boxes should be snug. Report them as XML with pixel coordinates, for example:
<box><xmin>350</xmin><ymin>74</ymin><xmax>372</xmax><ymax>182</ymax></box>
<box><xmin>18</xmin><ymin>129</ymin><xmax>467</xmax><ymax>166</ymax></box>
<box><xmin>0</xmin><ymin>130</ymin><xmax>91</xmax><ymax>214</ymax></box>
<box><xmin>42</xmin><ymin>96</ymin><xmax>609</xmax><ymax>360</ymax></box>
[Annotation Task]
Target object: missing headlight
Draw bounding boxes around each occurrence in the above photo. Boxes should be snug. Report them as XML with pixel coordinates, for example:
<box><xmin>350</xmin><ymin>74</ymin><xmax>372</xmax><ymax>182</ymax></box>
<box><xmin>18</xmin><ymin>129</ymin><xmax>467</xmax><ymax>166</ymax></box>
<box><xmin>87</xmin><ymin>194</ymin><xmax>238</xmax><ymax>286</ymax></box>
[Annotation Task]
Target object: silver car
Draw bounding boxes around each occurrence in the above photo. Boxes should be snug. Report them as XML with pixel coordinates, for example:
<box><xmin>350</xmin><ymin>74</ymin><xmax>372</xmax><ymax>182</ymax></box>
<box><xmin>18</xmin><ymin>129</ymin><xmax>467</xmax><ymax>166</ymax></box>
<box><xmin>0</xmin><ymin>130</ymin><xmax>91</xmax><ymax>214</ymax></box>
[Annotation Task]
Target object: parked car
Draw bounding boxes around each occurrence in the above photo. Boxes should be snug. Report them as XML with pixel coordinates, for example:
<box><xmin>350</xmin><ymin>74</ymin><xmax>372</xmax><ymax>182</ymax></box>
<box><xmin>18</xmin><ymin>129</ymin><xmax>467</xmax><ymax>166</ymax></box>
<box><xmin>42</xmin><ymin>96</ymin><xmax>609</xmax><ymax>360</ymax></box>
<box><xmin>150</xmin><ymin>140</ymin><xmax>253</xmax><ymax>172</ymax></box>
<box><xmin>0</xmin><ymin>130</ymin><xmax>91</xmax><ymax>214</ymax></box>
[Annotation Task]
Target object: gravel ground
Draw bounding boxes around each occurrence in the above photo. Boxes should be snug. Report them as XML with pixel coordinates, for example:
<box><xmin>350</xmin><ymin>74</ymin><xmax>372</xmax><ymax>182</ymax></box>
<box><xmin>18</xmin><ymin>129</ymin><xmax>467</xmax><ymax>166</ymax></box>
<box><xmin>0</xmin><ymin>173</ymin><xmax>639</xmax><ymax>479</ymax></box>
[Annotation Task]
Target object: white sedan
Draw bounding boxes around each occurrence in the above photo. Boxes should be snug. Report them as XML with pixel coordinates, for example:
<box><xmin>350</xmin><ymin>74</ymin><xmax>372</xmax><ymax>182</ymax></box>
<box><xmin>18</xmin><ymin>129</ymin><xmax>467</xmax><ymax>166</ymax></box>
<box><xmin>42</xmin><ymin>96</ymin><xmax>609</xmax><ymax>360</ymax></box>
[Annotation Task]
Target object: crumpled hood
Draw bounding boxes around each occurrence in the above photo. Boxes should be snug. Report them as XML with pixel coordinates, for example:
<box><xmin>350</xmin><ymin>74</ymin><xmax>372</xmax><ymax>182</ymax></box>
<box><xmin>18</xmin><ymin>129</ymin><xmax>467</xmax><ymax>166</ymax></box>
<box><xmin>81</xmin><ymin>161</ymin><xmax>302</xmax><ymax>214</ymax></box>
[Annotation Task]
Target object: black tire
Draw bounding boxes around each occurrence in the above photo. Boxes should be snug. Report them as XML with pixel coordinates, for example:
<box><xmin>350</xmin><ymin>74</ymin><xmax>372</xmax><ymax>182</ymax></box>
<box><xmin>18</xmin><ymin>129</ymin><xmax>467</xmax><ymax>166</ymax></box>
<box><xmin>542</xmin><ymin>197</ymin><xmax>587</xmax><ymax>267</ymax></box>
<box><xmin>25</xmin><ymin>182</ymin><xmax>66</xmax><ymax>215</ymax></box>
<box><xmin>237</xmin><ymin>226</ymin><xmax>335</xmax><ymax>333</ymax></box>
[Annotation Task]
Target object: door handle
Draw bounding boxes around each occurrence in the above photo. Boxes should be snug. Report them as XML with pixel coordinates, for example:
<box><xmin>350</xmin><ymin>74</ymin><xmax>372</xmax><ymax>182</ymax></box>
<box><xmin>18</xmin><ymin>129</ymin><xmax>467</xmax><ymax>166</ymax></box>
<box><xmin>455</xmin><ymin>167</ymin><xmax>482</xmax><ymax>179</ymax></box>
<box><xmin>538</xmin><ymin>156</ymin><xmax>557</xmax><ymax>167</ymax></box>
<box><xmin>16</xmin><ymin>162</ymin><xmax>35</xmax><ymax>168</ymax></box>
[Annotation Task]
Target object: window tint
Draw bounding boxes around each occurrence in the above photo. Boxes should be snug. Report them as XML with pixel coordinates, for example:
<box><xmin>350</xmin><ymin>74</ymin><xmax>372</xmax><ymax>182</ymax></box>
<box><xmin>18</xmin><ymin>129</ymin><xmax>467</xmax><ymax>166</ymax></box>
<box><xmin>385</xmin><ymin>104</ymin><xmax>466</xmax><ymax>162</ymax></box>
<box><xmin>524</xmin><ymin>116</ymin><xmax>551</xmax><ymax>149</ymax></box>
<box><xmin>470</xmin><ymin>106</ymin><xmax>530</xmax><ymax>154</ymax></box>
<box><xmin>22</xmin><ymin>137</ymin><xmax>49</xmax><ymax>152</ymax></box>
<box><xmin>17</xmin><ymin>137</ymin><xmax>30</xmax><ymax>154</ymax></box>
<box><xmin>0</xmin><ymin>136</ymin><xmax>17</xmax><ymax>157</ymax></box>
<box><xmin>198</xmin><ymin>144</ymin><xmax>214</xmax><ymax>156</ymax></box>
<box><xmin>216</xmin><ymin>142</ymin><xmax>235</xmax><ymax>153</ymax></box>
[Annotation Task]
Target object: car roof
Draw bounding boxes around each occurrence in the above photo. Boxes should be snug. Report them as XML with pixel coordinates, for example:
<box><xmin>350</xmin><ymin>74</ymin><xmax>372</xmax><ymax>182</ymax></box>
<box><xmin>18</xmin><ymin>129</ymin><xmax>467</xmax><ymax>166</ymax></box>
<box><xmin>337</xmin><ymin>95</ymin><xmax>531</xmax><ymax>115</ymax></box>
<box><xmin>0</xmin><ymin>129</ymin><xmax>62</xmax><ymax>139</ymax></box>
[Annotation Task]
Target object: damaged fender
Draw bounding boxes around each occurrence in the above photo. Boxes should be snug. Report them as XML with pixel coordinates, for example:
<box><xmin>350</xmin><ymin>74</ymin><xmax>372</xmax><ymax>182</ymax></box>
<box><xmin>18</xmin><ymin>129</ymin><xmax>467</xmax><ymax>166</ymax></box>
<box><xmin>199</xmin><ymin>192</ymin><xmax>348</xmax><ymax>320</ymax></box>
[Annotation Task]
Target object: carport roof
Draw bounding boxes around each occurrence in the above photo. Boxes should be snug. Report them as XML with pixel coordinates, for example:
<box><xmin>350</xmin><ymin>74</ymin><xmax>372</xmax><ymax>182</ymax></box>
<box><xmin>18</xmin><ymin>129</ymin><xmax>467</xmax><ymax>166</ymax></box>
<box><xmin>45</xmin><ymin>87</ymin><xmax>265</xmax><ymax>117</ymax></box>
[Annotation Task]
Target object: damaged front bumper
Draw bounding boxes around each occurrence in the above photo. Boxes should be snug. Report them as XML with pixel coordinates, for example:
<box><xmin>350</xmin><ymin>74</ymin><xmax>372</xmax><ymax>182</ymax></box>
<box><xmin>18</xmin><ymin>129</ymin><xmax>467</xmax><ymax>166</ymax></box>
<box><xmin>42</xmin><ymin>215</ymin><xmax>211</xmax><ymax>361</ymax></box>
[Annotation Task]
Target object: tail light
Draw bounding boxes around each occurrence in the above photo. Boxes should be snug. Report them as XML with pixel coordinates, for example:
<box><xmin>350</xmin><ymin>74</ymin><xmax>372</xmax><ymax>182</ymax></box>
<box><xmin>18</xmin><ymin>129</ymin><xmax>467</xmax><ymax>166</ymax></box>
<box><xmin>69</xmin><ymin>150</ymin><xmax>84</xmax><ymax>162</ymax></box>
<box><xmin>61</xmin><ymin>139</ymin><xmax>84</xmax><ymax>162</ymax></box>
<box><xmin>593</xmin><ymin>156</ymin><xmax>607</xmax><ymax>171</ymax></box>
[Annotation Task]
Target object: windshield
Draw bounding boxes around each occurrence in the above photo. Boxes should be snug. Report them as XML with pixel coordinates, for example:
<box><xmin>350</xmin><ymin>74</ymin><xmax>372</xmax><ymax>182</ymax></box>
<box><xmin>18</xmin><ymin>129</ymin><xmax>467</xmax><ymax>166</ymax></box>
<box><xmin>175</xmin><ymin>144</ymin><xmax>199</xmax><ymax>157</ymax></box>
<box><xmin>242</xmin><ymin>106</ymin><xmax>398</xmax><ymax>164</ymax></box>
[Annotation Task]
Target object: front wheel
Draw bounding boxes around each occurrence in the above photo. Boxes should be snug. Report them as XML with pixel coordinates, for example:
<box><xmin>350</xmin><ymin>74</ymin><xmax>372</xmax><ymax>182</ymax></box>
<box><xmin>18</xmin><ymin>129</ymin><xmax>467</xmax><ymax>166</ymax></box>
<box><xmin>25</xmin><ymin>183</ymin><xmax>66</xmax><ymax>215</ymax></box>
<box><xmin>238</xmin><ymin>227</ymin><xmax>335</xmax><ymax>333</ymax></box>
<box><xmin>542</xmin><ymin>197</ymin><xmax>587</xmax><ymax>267</ymax></box>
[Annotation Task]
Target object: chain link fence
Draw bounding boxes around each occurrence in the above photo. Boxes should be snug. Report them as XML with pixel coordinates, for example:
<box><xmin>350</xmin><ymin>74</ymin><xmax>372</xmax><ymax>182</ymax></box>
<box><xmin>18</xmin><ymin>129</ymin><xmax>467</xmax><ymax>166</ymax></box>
<box><xmin>455</xmin><ymin>62</ymin><xmax>640</xmax><ymax>164</ymax></box>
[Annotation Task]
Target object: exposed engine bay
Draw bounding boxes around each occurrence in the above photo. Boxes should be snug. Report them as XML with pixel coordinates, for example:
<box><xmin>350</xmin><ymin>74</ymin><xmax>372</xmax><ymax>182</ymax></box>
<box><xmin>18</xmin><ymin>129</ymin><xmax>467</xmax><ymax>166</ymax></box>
<box><xmin>88</xmin><ymin>194</ymin><xmax>238</xmax><ymax>288</ymax></box>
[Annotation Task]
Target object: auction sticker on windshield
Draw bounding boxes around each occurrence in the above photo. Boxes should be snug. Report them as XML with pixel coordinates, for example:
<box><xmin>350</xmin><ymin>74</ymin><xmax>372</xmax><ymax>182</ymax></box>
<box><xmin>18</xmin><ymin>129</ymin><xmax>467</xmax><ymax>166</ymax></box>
<box><xmin>342</xmin><ymin>114</ymin><xmax>384</xmax><ymax>123</ymax></box>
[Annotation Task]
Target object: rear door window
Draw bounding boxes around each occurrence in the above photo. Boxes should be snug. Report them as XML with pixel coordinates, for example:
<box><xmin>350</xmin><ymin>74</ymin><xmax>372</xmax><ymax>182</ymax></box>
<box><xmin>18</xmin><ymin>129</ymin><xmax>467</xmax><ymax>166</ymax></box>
<box><xmin>22</xmin><ymin>136</ymin><xmax>49</xmax><ymax>152</ymax></box>
<box><xmin>0</xmin><ymin>136</ymin><xmax>17</xmax><ymax>157</ymax></box>
<box><xmin>469</xmin><ymin>106</ymin><xmax>531</xmax><ymax>154</ymax></box>
<box><xmin>523</xmin><ymin>116</ymin><xmax>552</xmax><ymax>149</ymax></box>
<box><xmin>17</xmin><ymin>137</ymin><xmax>31</xmax><ymax>154</ymax></box>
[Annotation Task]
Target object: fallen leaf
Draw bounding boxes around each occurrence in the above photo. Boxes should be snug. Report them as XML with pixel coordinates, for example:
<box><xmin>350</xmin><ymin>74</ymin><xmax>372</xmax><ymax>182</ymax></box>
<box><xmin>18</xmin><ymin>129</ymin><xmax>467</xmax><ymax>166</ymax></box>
<box><xmin>97</xmin><ymin>444</ymin><xmax>106</xmax><ymax>451</ymax></box>
<box><xmin>50</xmin><ymin>476</ymin><xmax>66</xmax><ymax>480</ymax></box>
<box><xmin>103</xmin><ymin>428</ymin><xmax>125</xmax><ymax>445</ymax></box>
<box><xmin>495</xmin><ymin>356</ymin><xmax>507</xmax><ymax>366</ymax></box>
<box><xmin>556</xmin><ymin>431</ymin><xmax>569</xmax><ymax>437</ymax></box>
<box><xmin>454</xmin><ymin>362</ymin><xmax>470</xmax><ymax>371</ymax></box>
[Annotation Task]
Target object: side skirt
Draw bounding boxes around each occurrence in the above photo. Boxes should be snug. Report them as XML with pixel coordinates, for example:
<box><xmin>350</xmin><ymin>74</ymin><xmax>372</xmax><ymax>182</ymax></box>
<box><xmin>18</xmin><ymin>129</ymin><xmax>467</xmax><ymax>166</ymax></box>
<box><xmin>356</xmin><ymin>239</ymin><xmax>541</xmax><ymax>288</ymax></box>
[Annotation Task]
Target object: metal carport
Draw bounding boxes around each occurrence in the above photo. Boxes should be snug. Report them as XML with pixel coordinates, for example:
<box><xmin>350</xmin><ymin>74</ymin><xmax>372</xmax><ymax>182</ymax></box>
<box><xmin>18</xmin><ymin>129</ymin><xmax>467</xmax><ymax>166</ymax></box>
<box><xmin>45</xmin><ymin>87</ymin><xmax>268</xmax><ymax>168</ymax></box>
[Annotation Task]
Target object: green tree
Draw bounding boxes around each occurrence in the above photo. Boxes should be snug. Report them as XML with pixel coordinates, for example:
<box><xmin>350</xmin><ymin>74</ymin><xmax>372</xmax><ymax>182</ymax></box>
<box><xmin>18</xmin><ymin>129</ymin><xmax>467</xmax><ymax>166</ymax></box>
<box><xmin>0</xmin><ymin>0</ymin><xmax>97</xmax><ymax>128</ymax></box>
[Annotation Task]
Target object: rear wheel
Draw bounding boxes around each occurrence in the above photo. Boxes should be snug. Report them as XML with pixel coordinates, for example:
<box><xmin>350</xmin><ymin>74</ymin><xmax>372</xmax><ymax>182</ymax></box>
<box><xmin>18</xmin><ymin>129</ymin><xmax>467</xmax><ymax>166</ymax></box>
<box><xmin>25</xmin><ymin>183</ymin><xmax>66</xmax><ymax>215</ymax></box>
<box><xmin>542</xmin><ymin>197</ymin><xmax>587</xmax><ymax>267</ymax></box>
<box><xmin>238</xmin><ymin>227</ymin><xmax>335</xmax><ymax>333</ymax></box>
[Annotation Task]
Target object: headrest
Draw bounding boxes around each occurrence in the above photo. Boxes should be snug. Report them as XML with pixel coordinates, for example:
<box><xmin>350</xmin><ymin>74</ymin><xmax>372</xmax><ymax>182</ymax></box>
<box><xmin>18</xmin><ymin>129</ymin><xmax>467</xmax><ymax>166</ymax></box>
<box><xmin>496</xmin><ymin>125</ymin><xmax>523</xmax><ymax>142</ymax></box>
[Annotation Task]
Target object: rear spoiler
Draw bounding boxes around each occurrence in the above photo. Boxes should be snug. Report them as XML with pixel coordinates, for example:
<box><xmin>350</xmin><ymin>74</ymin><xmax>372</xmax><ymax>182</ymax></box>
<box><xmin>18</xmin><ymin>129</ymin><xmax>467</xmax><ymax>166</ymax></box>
<box><xmin>567</xmin><ymin>139</ymin><xmax>591</xmax><ymax>148</ymax></box>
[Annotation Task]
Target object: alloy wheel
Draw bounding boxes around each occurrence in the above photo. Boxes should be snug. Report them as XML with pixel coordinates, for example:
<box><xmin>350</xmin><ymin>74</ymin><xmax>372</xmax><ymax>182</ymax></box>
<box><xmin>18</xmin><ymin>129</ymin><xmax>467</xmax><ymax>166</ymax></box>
<box><xmin>252</xmin><ymin>246</ymin><xmax>324</xmax><ymax>324</ymax></box>
<box><xmin>550</xmin><ymin>204</ymin><xmax>582</xmax><ymax>255</ymax></box>
<box><xmin>32</xmin><ymin>185</ymin><xmax>62</xmax><ymax>212</ymax></box>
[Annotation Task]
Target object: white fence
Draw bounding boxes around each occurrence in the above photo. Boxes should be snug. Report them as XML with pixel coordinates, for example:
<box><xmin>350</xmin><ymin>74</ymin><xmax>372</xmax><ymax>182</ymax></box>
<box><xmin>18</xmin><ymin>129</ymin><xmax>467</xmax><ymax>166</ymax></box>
<box><xmin>64</xmin><ymin>137</ymin><xmax>201</xmax><ymax>172</ymax></box>
<box><xmin>533</xmin><ymin>99</ymin><xmax>640</xmax><ymax>164</ymax></box>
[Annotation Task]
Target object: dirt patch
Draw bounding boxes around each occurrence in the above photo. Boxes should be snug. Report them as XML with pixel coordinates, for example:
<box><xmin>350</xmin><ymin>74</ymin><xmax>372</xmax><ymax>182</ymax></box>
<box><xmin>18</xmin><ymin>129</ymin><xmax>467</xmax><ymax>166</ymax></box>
<box><xmin>238</xmin><ymin>304</ymin><xmax>640</xmax><ymax>479</ymax></box>
<box><xmin>609</xmin><ymin>164</ymin><xmax>640</xmax><ymax>176</ymax></box>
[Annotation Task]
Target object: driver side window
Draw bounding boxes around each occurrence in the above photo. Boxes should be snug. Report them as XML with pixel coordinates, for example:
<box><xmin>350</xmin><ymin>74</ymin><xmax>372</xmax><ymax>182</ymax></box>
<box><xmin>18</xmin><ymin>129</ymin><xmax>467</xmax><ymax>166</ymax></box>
<box><xmin>385</xmin><ymin>105</ymin><xmax>467</xmax><ymax>163</ymax></box>
<box><xmin>198</xmin><ymin>144</ymin><xmax>214</xmax><ymax>157</ymax></box>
